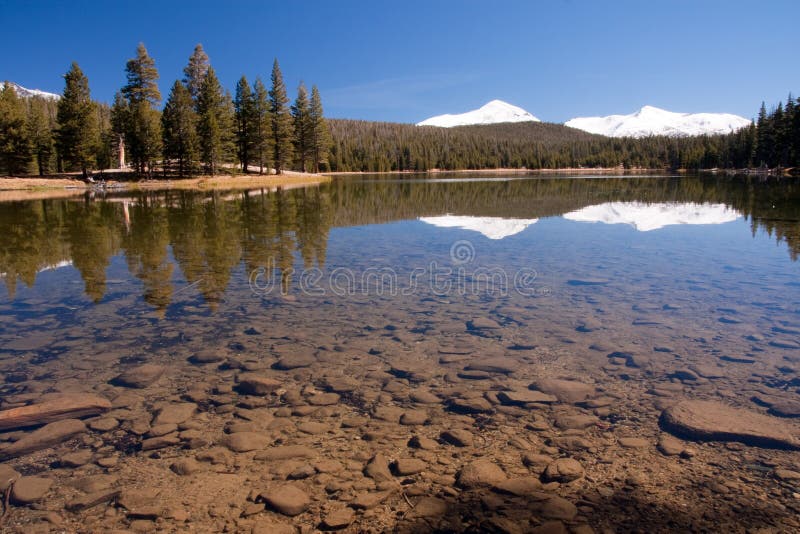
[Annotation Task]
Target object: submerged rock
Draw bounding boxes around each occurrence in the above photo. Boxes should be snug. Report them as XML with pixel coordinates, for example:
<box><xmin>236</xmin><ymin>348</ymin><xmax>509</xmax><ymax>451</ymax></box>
<box><xmin>660</xmin><ymin>400</ymin><xmax>800</xmax><ymax>449</ymax></box>
<box><xmin>0</xmin><ymin>419</ymin><xmax>86</xmax><ymax>459</ymax></box>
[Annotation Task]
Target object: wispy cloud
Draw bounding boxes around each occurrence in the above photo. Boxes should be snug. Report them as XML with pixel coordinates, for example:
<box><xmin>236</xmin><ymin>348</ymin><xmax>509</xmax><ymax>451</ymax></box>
<box><xmin>325</xmin><ymin>72</ymin><xmax>481</xmax><ymax>116</ymax></box>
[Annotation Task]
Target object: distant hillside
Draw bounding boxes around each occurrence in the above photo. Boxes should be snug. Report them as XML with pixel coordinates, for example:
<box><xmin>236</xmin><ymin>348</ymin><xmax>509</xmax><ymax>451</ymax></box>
<box><xmin>327</xmin><ymin>119</ymin><xmax>613</xmax><ymax>172</ymax></box>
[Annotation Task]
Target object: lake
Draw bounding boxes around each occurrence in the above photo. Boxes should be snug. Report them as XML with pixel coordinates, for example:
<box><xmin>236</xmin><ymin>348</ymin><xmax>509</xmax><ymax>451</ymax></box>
<box><xmin>1</xmin><ymin>174</ymin><xmax>799</xmax><ymax>532</ymax></box>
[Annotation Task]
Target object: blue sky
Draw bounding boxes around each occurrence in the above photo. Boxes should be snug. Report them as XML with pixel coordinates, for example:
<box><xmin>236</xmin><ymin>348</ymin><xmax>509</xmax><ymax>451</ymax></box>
<box><xmin>1</xmin><ymin>0</ymin><xmax>798</xmax><ymax>123</ymax></box>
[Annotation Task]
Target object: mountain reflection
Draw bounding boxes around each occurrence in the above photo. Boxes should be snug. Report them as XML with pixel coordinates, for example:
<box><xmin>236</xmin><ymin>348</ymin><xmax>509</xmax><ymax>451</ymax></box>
<box><xmin>1</xmin><ymin>175</ymin><xmax>798</xmax><ymax>308</ymax></box>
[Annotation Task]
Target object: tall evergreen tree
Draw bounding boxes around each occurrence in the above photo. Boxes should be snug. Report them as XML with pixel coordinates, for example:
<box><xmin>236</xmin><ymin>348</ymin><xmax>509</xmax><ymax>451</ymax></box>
<box><xmin>234</xmin><ymin>76</ymin><xmax>254</xmax><ymax>172</ymax></box>
<box><xmin>183</xmin><ymin>44</ymin><xmax>210</xmax><ymax>103</ymax></box>
<box><xmin>196</xmin><ymin>67</ymin><xmax>235</xmax><ymax>175</ymax></box>
<box><xmin>121</xmin><ymin>43</ymin><xmax>162</xmax><ymax>176</ymax></box>
<box><xmin>308</xmin><ymin>85</ymin><xmax>331</xmax><ymax>173</ymax></box>
<box><xmin>162</xmin><ymin>80</ymin><xmax>198</xmax><ymax>177</ymax></box>
<box><xmin>755</xmin><ymin>102</ymin><xmax>771</xmax><ymax>167</ymax></box>
<box><xmin>291</xmin><ymin>82</ymin><xmax>311</xmax><ymax>172</ymax></box>
<box><xmin>0</xmin><ymin>83</ymin><xmax>32</xmax><ymax>175</ymax></box>
<box><xmin>26</xmin><ymin>96</ymin><xmax>54</xmax><ymax>175</ymax></box>
<box><xmin>110</xmin><ymin>91</ymin><xmax>129</xmax><ymax>168</ymax></box>
<box><xmin>55</xmin><ymin>63</ymin><xmax>98</xmax><ymax>178</ymax></box>
<box><xmin>251</xmin><ymin>77</ymin><xmax>271</xmax><ymax>174</ymax></box>
<box><xmin>269</xmin><ymin>59</ymin><xmax>293</xmax><ymax>174</ymax></box>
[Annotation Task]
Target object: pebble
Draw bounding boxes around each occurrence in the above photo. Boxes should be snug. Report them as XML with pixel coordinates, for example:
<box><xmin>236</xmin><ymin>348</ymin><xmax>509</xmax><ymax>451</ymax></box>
<box><xmin>321</xmin><ymin>507</ymin><xmax>355</xmax><ymax>529</ymax></box>
<box><xmin>618</xmin><ymin>437</ymin><xmax>649</xmax><ymax>448</ymax></box>
<box><xmin>392</xmin><ymin>458</ymin><xmax>427</xmax><ymax>476</ymax></box>
<box><xmin>111</xmin><ymin>364</ymin><xmax>166</xmax><ymax>388</ymax></box>
<box><xmin>11</xmin><ymin>476</ymin><xmax>53</xmax><ymax>504</ymax></box>
<box><xmin>236</xmin><ymin>374</ymin><xmax>281</xmax><ymax>395</ymax></box>
<box><xmin>441</xmin><ymin>429</ymin><xmax>474</xmax><ymax>447</ymax></box>
<box><xmin>170</xmin><ymin>458</ymin><xmax>202</xmax><ymax>475</ymax></box>
<box><xmin>457</xmin><ymin>459</ymin><xmax>507</xmax><ymax>489</ymax></box>
<box><xmin>222</xmin><ymin>432</ymin><xmax>270</xmax><ymax>452</ymax></box>
<box><xmin>260</xmin><ymin>485</ymin><xmax>310</xmax><ymax>516</ymax></box>
<box><xmin>542</xmin><ymin>458</ymin><xmax>584</xmax><ymax>483</ymax></box>
<box><xmin>399</xmin><ymin>410</ymin><xmax>428</xmax><ymax>425</ymax></box>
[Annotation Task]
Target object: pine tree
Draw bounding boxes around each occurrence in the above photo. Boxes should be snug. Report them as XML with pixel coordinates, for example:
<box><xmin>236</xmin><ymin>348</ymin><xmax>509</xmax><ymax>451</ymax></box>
<box><xmin>196</xmin><ymin>67</ymin><xmax>235</xmax><ymax>175</ymax></box>
<box><xmin>269</xmin><ymin>59</ymin><xmax>294</xmax><ymax>174</ymax></box>
<box><xmin>291</xmin><ymin>82</ymin><xmax>311</xmax><ymax>172</ymax></box>
<box><xmin>0</xmin><ymin>83</ymin><xmax>32</xmax><ymax>175</ymax></box>
<box><xmin>121</xmin><ymin>43</ymin><xmax>162</xmax><ymax>176</ymax></box>
<box><xmin>308</xmin><ymin>85</ymin><xmax>331</xmax><ymax>173</ymax></box>
<box><xmin>234</xmin><ymin>76</ymin><xmax>254</xmax><ymax>172</ymax></box>
<box><xmin>162</xmin><ymin>80</ymin><xmax>198</xmax><ymax>177</ymax></box>
<box><xmin>251</xmin><ymin>77</ymin><xmax>271</xmax><ymax>174</ymax></box>
<box><xmin>95</xmin><ymin>102</ymin><xmax>115</xmax><ymax>172</ymax></box>
<box><xmin>56</xmin><ymin>63</ymin><xmax>98</xmax><ymax>178</ymax></box>
<box><xmin>26</xmin><ymin>96</ymin><xmax>54</xmax><ymax>175</ymax></box>
<box><xmin>183</xmin><ymin>44</ymin><xmax>210</xmax><ymax>103</ymax></box>
<box><xmin>755</xmin><ymin>102</ymin><xmax>770</xmax><ymax>167</ymax></box>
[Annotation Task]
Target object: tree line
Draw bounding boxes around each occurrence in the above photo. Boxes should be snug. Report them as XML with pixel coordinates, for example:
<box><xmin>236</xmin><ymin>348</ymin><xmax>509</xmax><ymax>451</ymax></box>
<box><xmin>0</xmin><ymin>43</ymin><xmax>331</xmax><ymax>178</ymax></box>
<box><xmin>325</xmin><ymin>96</ymin><xmax>799</xmax><ymax>173</ymax></box>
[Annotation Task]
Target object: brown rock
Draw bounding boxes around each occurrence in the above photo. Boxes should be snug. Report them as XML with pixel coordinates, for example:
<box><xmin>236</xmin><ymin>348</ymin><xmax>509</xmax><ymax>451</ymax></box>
<box><xmin>222</xmin><ymin>432</ymin><xmax>270</xmax><ymax>452</ymax></box>
<box><xmin>493</xmin><ymin>476</ymin><xmax>543</xmax><ymax>496</ymax></box>
<box><xmin>273</xmin><ymin>353</ymin><xmax>315</xmax><ymax>370</ymax></box>
<box><xmin>618</xmin><ymin>437</ymin><xmax>649</xmax><ymax>448</ymax></box>
<box><xmin>0</xmin><ymin>419</ymin><xmax>86</xmax><ymax>459</ymax></box>
<box><xmin>11</xmin><ymin>476</ymin><xmax>52</xmax><ymax>504</ymax></box>
<box><xmin>260</xmin><ymin>485</ymin><xmax>310</xmax><ymax>516</ymax></box>
<box><xmin>457</xmin><ymin>459</ymin><xmax>507</xmax><ymax>489</ymax></box>
<box><xmin>542</xmin><ymin>458</ymin><xmax>584</xmax><ymax>483</ymax></box>
<box><xmin>364</xmin><ymin>454</ymin><xmax>393</xmax><ymax>482</ymax></box>
<box><xmin>531</xmin><ymin>494</ymin><xmax>578</xmax><ymax>520</ymax></box>
<box><xmin>409</xmin><ymin>435</ymin><xmax>439</xmax><ymax>450</ymax></box>
<box><xmin>657</xmin><ymin>435</ymin><xmax>685</xmax><ymax>456</ymax></box>
<box><xmin>141</xmin><ymin>433</ymin><xmax>180</xmax><ymax>451</ymax></box>
<box><xmin>308</xmin><ymin>392</ymin><xmax>340</xmax><ymax>406</ymax></box>
<box><xmin>170</xmin><ymin>458</ymin><xmax>202</xmax><ymax>475</ymax></box>
<box><xmin>237</xmin><ymin>374</ymin><xmax>281</xmax><ymax>395</ymax></box>
<box><xmin>529</xmin><ymin>379</ymin><xmax>596</xmax><ymax>404</ymax></box>
<box><xmin>152</xmin><ymin>402</ymin><xmax>196</xmax><ymax>425</ymax></box>
<box><xmin>406</xmin><ymin>496</ymin><xmax>448</xmax><ymax>519</ymax></box>
<box><xmin>392</xmin><ymin>458</ymin><xmax>427</xmax><ymax>476</ymax></box>
<box><xmin>254</xmin><ymin>445</ymin><xmax>315</xmax><ymax>461</ymax></box>
<box><xmin>660</xmin><ymin>400</ymin><xmax>800</xmax><ymax>449</ymax></box>
<box><xmin>321</xmin><ymin>507</ymin><xmax>355</xmax><ymax>529</ymax></box>
<box><xmin>350</xmin><ymin>490</ymin><xmax>392</xmax><ymax>510</ymax></box>
<box><xmin>111</xmin><ymin>364</ymin><xmax>165</xmax><ymax>389</ymax></box>
<box><xmin>441</xmin><ymin>428</ymin><xmax>474</xmax><ymax>447</ymax></box>
<box><xmin>399</xmin><ymin>410</ymin><xmax>428</xmax><ymax>426</ymax></box>
<box><xmin>60</xmin><ymin>450</ymin><xmax>93</xmax><ymax>468</ymax></box>
<box><xmin>497</xmin><ymin>390</ymin><xmax>558</xmax><ymax>405</ymax></box>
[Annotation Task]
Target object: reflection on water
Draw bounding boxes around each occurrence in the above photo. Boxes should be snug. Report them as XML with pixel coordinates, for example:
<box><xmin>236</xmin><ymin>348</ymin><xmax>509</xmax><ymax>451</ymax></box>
<box><xmin>563</xmin><ymin>202</ymin><xmax>741</xmax><ymax>231</ymax></box>
<box><xmin>2</xmin><ymin>175</ymin><xmax>799</xmax><ymax>308</ymax></box>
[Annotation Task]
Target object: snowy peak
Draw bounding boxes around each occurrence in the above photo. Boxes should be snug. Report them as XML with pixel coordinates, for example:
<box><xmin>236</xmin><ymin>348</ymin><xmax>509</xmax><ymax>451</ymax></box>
<box><xmin>1</xmin><ymin>81</ymin><xmax>60</xmax><ymax>100</ymax></box>
<box><xmin>418</xmin><ymin>100</ymin><xmax>540</xmax><ymax>128</ymax></box>
<box><xmin>419</xmin><ymin>215</ymin><xmax>538</xmax><ymax>239</ymax></box>
<box><xmin>563</xmin><ymin>202</ymin><xmax>741</xmax><ymax>231</ymax></box>
<box><xmin>565</xmin><ymin>106</ymin><xmax>750</xmax><ymax>138</ymax></box>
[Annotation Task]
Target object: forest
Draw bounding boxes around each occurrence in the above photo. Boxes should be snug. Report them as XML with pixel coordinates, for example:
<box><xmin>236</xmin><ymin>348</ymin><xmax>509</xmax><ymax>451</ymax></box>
<box><xmin>0</xmin><ymin>43</ymin><xmax>331</xmax><ymax>178</ymax></box>
<box><xmin>0</xmin><ymin>41</ymin><xmax>798</xmax><ymax>177</ymax></box>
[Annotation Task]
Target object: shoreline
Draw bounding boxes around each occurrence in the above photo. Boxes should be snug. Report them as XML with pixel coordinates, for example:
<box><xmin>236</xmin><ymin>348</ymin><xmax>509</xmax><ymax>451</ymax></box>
<box><xmin>0</xmin><ymin>172</ymin><xmax>330</xmax><ymax>201</ymax></box>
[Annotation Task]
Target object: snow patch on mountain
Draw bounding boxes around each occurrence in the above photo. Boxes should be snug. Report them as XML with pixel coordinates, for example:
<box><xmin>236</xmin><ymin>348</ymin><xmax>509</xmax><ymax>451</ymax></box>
<box><xmin>565</xmin><ymin>106</ymin><xmax>750</xmax><ymax>138</ymax></box>
<box><xmin>563</xmin><ymin>202</ymin><xmax>741</xmax><ymax>231</ymax></box>
<box><xmin>417</xmin><ymin>100</ymin><xmax>540</xmax><ymax>128</ymax></box>
<box><xmin>419</xmin><ymin>215</ymin><xmax>538</xmax><ymax>239</ymax></box>
<box><xmin>1</xmin><ymin>81</ymin><xmax>60</xmax><ymax>100</ymax></box>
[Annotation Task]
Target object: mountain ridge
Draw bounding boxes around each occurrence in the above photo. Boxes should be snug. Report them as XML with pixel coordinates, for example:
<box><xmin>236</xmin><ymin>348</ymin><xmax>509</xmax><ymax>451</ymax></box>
<box><xmin>418</xmin><ymin>100</ymin><xmax>540</xmax><ymax>128</ymax></box>
<box><xmin>565</xmin><ymin>105</ymin><xmax>750</xmax><ymax>138</ymax></box>
<box><xmin>1</xmin><ymin>81</ymin><xmax>60</xmax><ymax>100</ymax></box>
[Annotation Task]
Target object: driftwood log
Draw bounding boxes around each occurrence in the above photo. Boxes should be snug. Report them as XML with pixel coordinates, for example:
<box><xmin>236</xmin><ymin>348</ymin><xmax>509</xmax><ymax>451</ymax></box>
<box><xmin>0</xmin><ymin>394</ymin><xmax>111</xmax><ymax>431</ymax></box>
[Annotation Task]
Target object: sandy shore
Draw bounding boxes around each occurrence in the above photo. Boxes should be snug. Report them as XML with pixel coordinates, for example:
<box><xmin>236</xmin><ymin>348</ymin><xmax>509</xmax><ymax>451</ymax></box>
<box><xmin>0</xmin><ymin>172</ymin><xmax>330</xmax><ymax>201</ymax></box>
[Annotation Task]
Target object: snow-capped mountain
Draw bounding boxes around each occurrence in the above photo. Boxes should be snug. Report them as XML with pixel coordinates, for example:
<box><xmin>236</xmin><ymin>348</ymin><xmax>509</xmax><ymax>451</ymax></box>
<box><xmin>562</xmin><ymin>202</ymin><xmax>741</xmax><ymax>231</ymax></box>
<box><xmin>419</xmin><ymin>215</ymin><xmax>538</xmax><ymax>239</ymax></box>
<box><xmin>565</xmin><ymin>106</ymin><xmax>750</xmax><ymax>138</ymax></box>
<box><xmin>1</xmin><ymin>81</ymin><xmax>60</xmax><ymax>100</ymax></box>
<box><xmin>417</xmin><ymin>100</ymin><xmax>540</xmax><ymax>128</ymax></box>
